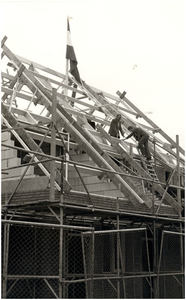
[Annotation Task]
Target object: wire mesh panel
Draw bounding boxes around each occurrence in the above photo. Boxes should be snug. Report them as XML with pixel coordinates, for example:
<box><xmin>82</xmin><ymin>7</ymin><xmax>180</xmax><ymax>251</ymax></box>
<box><xmin>66</xmin><ymin>282</ymin><xmax>85</xmax><ymax>299</ymax></box>
<box><xmin>4</xmin><ymin>223</ymin><xmax>184</xmax><ymax>298</ymax></box>
<box><xmin>158</xmin><ymin>231</ymin><xmax>185</xmax><ymax>298</ymax></box>
<box><xmin>8</xmin><ymin>225</ymin><xmax>60</xmax><ymax>276</ymax></box>
<box><xmin>2</xmin><ymin>224</ymin><xmax>60</xmax><ymax>298</ymax></box>
<box><xmin>1</xmin><ymin>222</ymin><xmax>91</xmax><ymax>299</ymax></box>
<box><xmin>63</xmin><ymin>232</ymin><xmax>86</xmax><ymax>299</ymax></box>
<box><xmin>6</xmin><ymin>279</ymin><xmax>59</xmax><ymax>299</ymax></box>
<box><xmin>82</xmin><ymin>228</ymin><xmax>152</xmax><ymax>299</ymax></box>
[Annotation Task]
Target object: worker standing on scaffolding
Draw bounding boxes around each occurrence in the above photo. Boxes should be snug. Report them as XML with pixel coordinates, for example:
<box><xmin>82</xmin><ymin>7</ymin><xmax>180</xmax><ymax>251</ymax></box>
<box><xmin>109</xmin><ymin>114</ymin><xmax>124</xmax><ymax>139</ymax></box>
<box><xmin>123</xmin><ymin>126</ymin><xmax>152</xmax><ymax>161</ymax></box>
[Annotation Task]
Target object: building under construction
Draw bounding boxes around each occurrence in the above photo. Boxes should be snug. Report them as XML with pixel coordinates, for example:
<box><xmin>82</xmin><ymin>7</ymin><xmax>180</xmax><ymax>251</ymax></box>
<box><xmin>1</xmin><ymin>35</ymin><xmax>185</xmax><ymax>298</ymax></box>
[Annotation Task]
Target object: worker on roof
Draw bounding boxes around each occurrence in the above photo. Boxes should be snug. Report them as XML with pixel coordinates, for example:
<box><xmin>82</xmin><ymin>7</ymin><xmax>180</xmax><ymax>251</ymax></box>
<box><xmin>109</xmin><ymin>114</ymin><xmax>124</xmax><ymax>139</ymax></box>
<box><xmin>123</xmin><ymin>126</ymin><xmax>152</xmax><ymax>161</ymax></box>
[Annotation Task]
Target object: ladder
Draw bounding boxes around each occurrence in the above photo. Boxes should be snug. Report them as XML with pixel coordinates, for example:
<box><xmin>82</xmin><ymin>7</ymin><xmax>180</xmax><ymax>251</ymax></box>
<box><xmin>136</xmin><ymin>149</ymin><xmax>159</xmax><ymax>182</ymax></box>
<box><xmin>144</xmin><ymin>160</ymin><xmax>159</xmax><ymax>182</ymax></box>
<box><xmin>96</xmin><ymin>124</ymin><xmax>182</xmax><ymax>213</ymax></box>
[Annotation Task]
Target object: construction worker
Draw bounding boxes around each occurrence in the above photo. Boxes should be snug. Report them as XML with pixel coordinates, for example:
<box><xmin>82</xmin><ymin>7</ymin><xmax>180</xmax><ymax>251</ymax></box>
<box><xmin>109</xmin><ymin>114</ymin><xmax>124</xmax><ymax>139</ymax></box>
<box><xmin>123</xmin><ymin>126</ymin><xmax>152</xmax><ymax>161</ymax></box>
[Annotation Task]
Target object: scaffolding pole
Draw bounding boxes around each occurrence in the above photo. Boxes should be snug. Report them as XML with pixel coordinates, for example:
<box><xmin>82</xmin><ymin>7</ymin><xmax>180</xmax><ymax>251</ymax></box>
<box><xmin>176</xmin><ymin>135</ymin><xmax>184</xmax><ymax>297</ymax></box>
<box><xmin>90</xmin><ymin>230</ymin><xmax>95</xmax><ymax>298</ymax></box>
<box><xmin>2</xmin><ymin>195</ymin><xmax>9</xmax><ymax>299</ymax></box>
<box><xmin>50</xmin><ymin>88</ymin><xmax>57</xmax><ymax>202</ymax></box>
<box><xmin>153</xmin><ymin>218</ymin><xmax>157</xmax><ymax>299</ymax></box>
<box><xmin>118</xmin><ymin>234</ymin><xmax>126</xmax><ymax>298</ymax></box>
<box><xmin>152</xmin><ymin>138</ymin><xmax>157</xmax><ymax>299</ymax></box>
<box><xmin>59</xmin><ymin>202</ymin><xmax>64</xmax><ymax>298</ymax></box>
<box><xmin>81</xmin><ymin>233</ymin><xmax>88</xmax><ymax>298</ymax></box>
<box><xmin>145</xmin><ymin>230</ymin><xmax>153</xmax><ymax>298</ymax></box>
<box><xmin>117</xmin><ymin>199</ymin><xmax>120</xmax><ymax>298</ymax></box>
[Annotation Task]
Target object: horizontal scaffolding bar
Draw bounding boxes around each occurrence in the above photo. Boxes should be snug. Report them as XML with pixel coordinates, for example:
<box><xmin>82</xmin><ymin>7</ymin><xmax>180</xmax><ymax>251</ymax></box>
<box><xmin>163</xmin><ymin>230</ymin><xmax>185</xmax><ymax>236</ymax></box>
<box><xmin>7</xmin><ymin>271</ymin><xmax>184</xmax><ymax>281</ymax></box>
<box><xmin>60</xmin><ymin>271</ymin><xmax>185</xmax><ymax>282</ymax></box>
<box><xmin>82</xmin><ymin>227</ymin><xmax>146</xmax><ymax>235</ymax></box>
<box><xmin>59</xmin><ymin>203</ymin><xmax>184</xmax><ymax>223</ymax></box>
<box><xmin>1</xmin><ymin>219</ymin><xmax>94</xmax><ymax>231</ymax></box>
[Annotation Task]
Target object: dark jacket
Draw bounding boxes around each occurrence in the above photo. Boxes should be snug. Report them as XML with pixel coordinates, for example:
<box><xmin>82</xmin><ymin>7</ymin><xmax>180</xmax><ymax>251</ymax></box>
<box><xmin>126</xmin><ymin>127</ymin><xmax>149</xmax><ymax>141</ymax></box>
<box><xmin>109</xmin><ymin>118</ymin><xmax>124</xmax><ymax>138</ymax></box>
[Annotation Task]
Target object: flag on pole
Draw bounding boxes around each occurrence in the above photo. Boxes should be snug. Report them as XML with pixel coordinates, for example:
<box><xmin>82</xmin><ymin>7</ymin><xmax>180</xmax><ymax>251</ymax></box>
<box><xmin>66</xmin><ymin>18</ymin><xmax>81</xmax><ymax>84</ymax></box>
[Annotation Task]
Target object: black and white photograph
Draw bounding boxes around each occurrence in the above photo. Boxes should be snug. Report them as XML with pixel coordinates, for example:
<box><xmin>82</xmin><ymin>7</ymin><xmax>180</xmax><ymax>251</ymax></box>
<box><xmin>1</xmin><ymin>0</ymin><xmax>185</xmax><ymax>298</ymax></box>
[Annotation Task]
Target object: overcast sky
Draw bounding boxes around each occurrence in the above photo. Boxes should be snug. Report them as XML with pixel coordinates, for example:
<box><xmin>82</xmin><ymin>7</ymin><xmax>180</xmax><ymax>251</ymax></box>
<box><xmin>1</xmin><ymin>0</ymin><xmax>185</xmax><ymax>148</ymax></box>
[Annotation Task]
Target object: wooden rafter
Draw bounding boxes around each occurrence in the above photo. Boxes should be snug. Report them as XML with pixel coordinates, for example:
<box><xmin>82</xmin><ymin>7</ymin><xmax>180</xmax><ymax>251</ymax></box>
<box><xmin>1</xmin><ymin>37</ymin><xmax>184</xmax><ymax>212</ymax></box>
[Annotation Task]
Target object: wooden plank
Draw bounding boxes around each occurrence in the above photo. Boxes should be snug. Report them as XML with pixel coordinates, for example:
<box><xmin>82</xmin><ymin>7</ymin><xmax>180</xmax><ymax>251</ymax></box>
<box><xmin>29</xmin><ymin>63</ymin><xmax>53</xmax><ymax>91</ymax></box>
<box><xmin>25</xmin><ymin>131</ymin><xmax>78</xmax><ymax>149</ymax></box>
<box><xmin>1</xmin><ymin>36</ymin><xmax>7</xmax><ymax>47</ymax></box>
<box><xmin>16</xmin><ymin>54</ymin><xmax>66</xmax><ymax>80</ymax></box>
<box><xmin>1</xmin><ymin>73</ymin><xmax>19</xmax><ymax>101</ymax></box>
<box><xmin>1</xmin><ymin>72</ymin><xmax>15</xmax><ymax>81</ymax></box>
<box><xmin>28</xmin><ymin>69</ymin><xmax>85</xmax><ymax>95</ymax></box>
<box><xmin>1</xmin><ymin>86</ymin><xmax>37</xmax><ymax>102</ymax></box>
<box><xmin>3</xmin><ymin>104</ymin><xmax>51</xmax><ymax>124</ymax></box>
<box><xmin>25</xmin><ymin>112</ymin><xmax>37</xmax><ymax>124</ymax></box>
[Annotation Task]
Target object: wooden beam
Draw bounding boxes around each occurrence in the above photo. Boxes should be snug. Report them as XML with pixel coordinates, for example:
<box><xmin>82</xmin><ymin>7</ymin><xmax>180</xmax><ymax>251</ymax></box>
<box><xmin>1</xmin><ymin>102</ymin><xmax>72</xmax><ymax>193</ymax></box>
<box><xmin>1</xmin><ymin>86</ymin><xmax>36</xmax><ymax>102</ymax></box>
<box><xmin>16</xmin><ymin>54</ymin><xmax>66</xmax><ymax>80</ymax></box>
<box><xmin>1</xmin><ymin>36</ymin><xmax>8</xmax><ymax>47</ymax></box>
<box><xmin>28</xmin><ymin>69</ymin><xmax>85</xmax><ymax>96</ymax></box>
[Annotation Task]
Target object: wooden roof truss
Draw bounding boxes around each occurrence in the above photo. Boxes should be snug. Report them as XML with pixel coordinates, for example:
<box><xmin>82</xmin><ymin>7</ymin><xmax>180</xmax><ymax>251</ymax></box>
<box><xmin>1</xmin><ymin>36</ymin><xmax>184</xmax><ymax>213</ymax></box>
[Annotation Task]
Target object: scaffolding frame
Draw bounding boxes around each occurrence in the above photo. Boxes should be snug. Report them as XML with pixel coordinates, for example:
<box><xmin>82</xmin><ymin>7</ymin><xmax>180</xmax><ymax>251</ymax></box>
<box><xmin>1</xmin><ymin>36</ymin><xmax>185</xmax><ymax>298</ymax></box>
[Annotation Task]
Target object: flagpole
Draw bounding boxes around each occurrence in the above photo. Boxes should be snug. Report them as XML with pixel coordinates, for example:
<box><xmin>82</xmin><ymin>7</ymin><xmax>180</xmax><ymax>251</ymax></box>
<box><xmin>65</xmin><ymin>16</ymin><xmax>72</xmax><ymax>96</ymax></box>
<box><xmin>66</xmin><ymin>15</ymin><xmax>81</xmax><ymax>87</ymax></box>
<box><xmin>65</xmin><ymin>58</ymin><xmax>69</xmax><ymax>96</ymax></box>
<box><xmin>65</xmin><ymin>17</ymin><xmax>70</xmax><ymax>96</ymax></box>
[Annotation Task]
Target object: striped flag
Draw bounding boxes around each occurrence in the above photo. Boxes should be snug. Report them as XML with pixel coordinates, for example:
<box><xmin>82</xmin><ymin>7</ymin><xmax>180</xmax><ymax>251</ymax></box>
<box><xmin>66</xmin><ymin>18</ymin><xmax>81</xmax><ymax>84</ymax></box>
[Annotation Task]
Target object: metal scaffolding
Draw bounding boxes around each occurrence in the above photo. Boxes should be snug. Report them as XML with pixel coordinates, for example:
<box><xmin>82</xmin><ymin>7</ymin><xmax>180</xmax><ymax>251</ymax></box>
<box><xmin>1</xmin><ymin>36</ymin><xmax>185</xmax><ymax>298</ymax></box>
